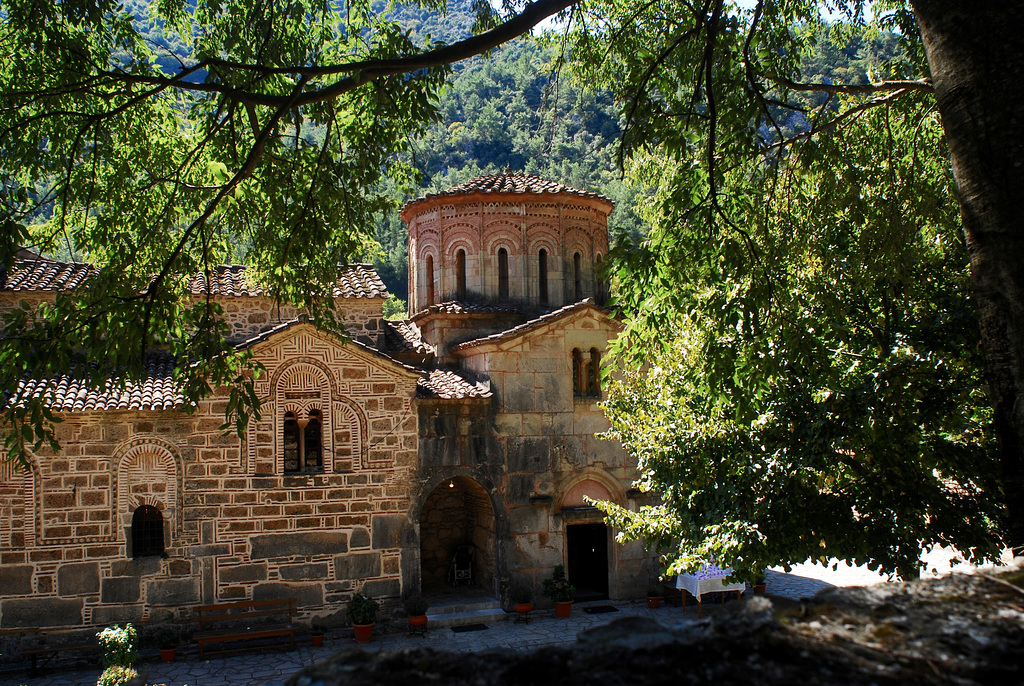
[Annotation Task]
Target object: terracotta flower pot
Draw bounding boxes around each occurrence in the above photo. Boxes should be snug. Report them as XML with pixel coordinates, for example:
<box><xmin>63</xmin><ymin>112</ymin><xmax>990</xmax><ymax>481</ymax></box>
<box><xmin>312</xmin><ymin>634</ymin><xmax>324</xmax><ymax>647</ymax></box>
<box><xmin>513</xmin><ymin>602</ymin><xmax>532</xmax><ymax>615</ymax></box>
<box><xmin>554</xmin><ymin>601</ymin><xmax>573</xmax><ymax>618</ymax></box>
<box><xmin>159</xmin><ymin>648</ymin><xmax>176</xmax><ymax>664</ymax></box>
<box><xmin>353</xmin><ymin>623</ymin><xmax>375</xmax><ymax>643</ymax></box>
<box><xmin>754</xmin><ymin>583</ymin><xmax>767</xmax><ymax>595</ymax></box>
<box><xmin>646</xmin><ymin>596</ymin><xmax>661</xmax><ymax>609</ymax></box>
<box><xmin>408</xmin><ymin>615</ymin><xmax>428</xmax><ymax>628</ymax></box>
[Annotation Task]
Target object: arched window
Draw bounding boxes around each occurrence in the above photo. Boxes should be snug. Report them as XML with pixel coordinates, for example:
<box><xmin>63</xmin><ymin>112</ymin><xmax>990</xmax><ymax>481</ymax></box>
<box><xmin>283</xmin><ymin>412</ymin><xmax>300</xmax><ymax>472</ymax></box>
<box><xmin>305</xmin><ymin>409</ymin><xmax>323</xmax><ymax>470</ymax></box>
<box><xmin>426</xmin><ymin>255</ymin><xmax>435</xmax><ymax>306</ymax></box>
<box><xmin>131</xmin><ymin>505</ymin><xmax>164</xmax><ymax>558</ymax></box>
<box><xmin>538</xmin><ymin>248</ymin><xmax>548</xmax><ymax>305</ymax></box>
<box><xmin>573</xmin><ymin>348</ymin><xmax>602</xmax><ymax>398</ymax></box>
<box><xmin>456</xmin><ymin>249</ymin><xmax>467</xmax><ymax>300</ymax></box>
<box><xmin>572</xmin><ymin>348</ymin><xmax>583</xmax><ymax>396</ymax></box>
<box><xmin>498</xmin><ymin>248</ymin><xmax>509</xmax><ymax>299</ymax></box>
<box><xmin>573</xmin><ymin>252</ymin><xmax>582</xmax><ymax>301</ymax></box>
<box><xmin>595</xmin><ymin>253</ymin><xmax>607</xmax><ymax>305</ymax></box>
<box><xmin>284</xmin><ymin>409</ymin><xmax>324</xmax><ymax>473</ymax></box>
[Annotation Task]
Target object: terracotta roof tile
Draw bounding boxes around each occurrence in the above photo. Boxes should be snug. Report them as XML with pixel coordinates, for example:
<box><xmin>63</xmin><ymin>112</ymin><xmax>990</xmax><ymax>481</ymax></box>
<box><xmin>188</xmin><ymin>263</ymin><xmax>389</xmax><ymax>299</ymax></box>
<box><xmin>384</xmin><ymin>320</ymin><xmax>435</xmax><ymax>356</ymax></box>
<box><xmin>187</xmin><ymin>265</ymin><xmax>261</xmax><ymax>297</ymax></box>
<box><xmin>1</xmin><ymin>259</ymin><xmax>96</xmax><ymax>291</ymax></box>
<box><xmin>2</xmin><ymin>260</ymin><xmax>387</xmax><ymax>299</ymax></box>
<box><xmin>403</xmin><ymin>171</ymin><xmax>613</xmax><ymax>213</ymax></box>
<box><xmin>15</xmin><ymin>354</ymin><xmax>184</xmax><ymax>412</ymax></box>
<box><xmin>417</xmin><ymin>369</ymin><xmax>492</xmax><ymax>400</ymax></box>
<box><xmin>452</xmin><ymin>299</ymin><xmax>618</xmax><ymax>353</ymax></box>
<box><xmin>411</xmin><ymin>300</ymin><xmax>522</xmax><ymax>321</ymax></box>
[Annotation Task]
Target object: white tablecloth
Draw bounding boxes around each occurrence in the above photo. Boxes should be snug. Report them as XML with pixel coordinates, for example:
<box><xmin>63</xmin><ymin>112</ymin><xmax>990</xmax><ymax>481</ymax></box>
<box><xmin>675</xmin><ymin>564</ymin><xmax>746</xmax><ymax>601</ymax></box>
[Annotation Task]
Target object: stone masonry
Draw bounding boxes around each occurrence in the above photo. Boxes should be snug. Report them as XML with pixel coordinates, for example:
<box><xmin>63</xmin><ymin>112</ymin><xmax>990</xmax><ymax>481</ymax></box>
<box><xmin>0</xmin><ymin>172</ymin><xmax>655</xmax><ymax>655</ymax></box>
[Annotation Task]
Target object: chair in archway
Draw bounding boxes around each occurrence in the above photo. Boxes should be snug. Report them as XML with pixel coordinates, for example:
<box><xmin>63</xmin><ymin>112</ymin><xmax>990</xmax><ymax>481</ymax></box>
<box><xmin>448</xmin><ymin>544</ymin><xmax>474</xmax><ymax>587</ymax></box>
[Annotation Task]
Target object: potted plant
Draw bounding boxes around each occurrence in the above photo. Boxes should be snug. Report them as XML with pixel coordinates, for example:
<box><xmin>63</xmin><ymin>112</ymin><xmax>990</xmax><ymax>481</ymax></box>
<box><xmin>543</xmin><ymin>565</ymin><xmax>576</xmax><ymax>618</ymax></box>
<box><xmin>510</xmin><ymin>583</ymin><xmax>534</xmax><ymax>616</ymax></box>
<box><xmin>347</xmin><ymin>593</ymin><xmax>379</xmax><ymax>643</ymax></box>
<box><xmin>646</xmin><ymin>581</ymin><xmax>662</xmax><ymax>609</ymax></box>
<box><xmin>753</xmin><ymin>573</ymin><xmax>767</xmax><ymax>595</ymax></box>
<box><xmin>155</xmin><ymin>627</ymin><xmax>178</xmax><ymax>663</ymax></box>
<box><xmin>404</xmin><ymin>594</ymin><xmax>430</xmax><ymax>628</ymax></box>
<box><xmin>310</xmin><ymin>617</ymin><xmax>326</xmax><ymax>647</ymax></box>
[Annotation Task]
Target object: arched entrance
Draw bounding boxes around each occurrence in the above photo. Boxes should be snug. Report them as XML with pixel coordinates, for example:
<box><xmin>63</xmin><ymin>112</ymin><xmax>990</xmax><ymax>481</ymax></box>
<box><xmin>561</xmin><ymin>478</ymin><xmax>615</xmax><ymax>601</ymax></box>
<box><xmin>419</xmin><ymin>476</ymin><xmax>497</xmax><ymax>593</ymax></box>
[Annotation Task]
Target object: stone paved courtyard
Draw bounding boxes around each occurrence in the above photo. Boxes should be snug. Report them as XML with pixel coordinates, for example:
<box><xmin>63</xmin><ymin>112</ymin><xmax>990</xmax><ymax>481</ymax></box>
<box><xmin>6</xmin><ymin>548</ymin><xmax>1016</xmax><ymax>686</ymax></box>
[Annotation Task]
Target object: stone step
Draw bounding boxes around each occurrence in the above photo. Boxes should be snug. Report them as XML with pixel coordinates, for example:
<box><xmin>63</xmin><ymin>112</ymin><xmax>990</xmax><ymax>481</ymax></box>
<box><xmin>427</xmin><ymin>596</ymin><xmax>502</xmax><ymax>615</ymax></box>
<box><xmin>425</xmin><ymin>606</ymin><xmax>510</xmax><ymax>628</ymax></box>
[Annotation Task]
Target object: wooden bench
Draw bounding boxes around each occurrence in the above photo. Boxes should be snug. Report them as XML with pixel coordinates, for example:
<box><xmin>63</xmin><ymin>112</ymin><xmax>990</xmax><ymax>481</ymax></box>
<box><xmin>193</xmin><ymin>597</ymin><xmax>297</xmax><ymax>658</ymax></box>
<box><xmin>22</xmin><ymin>640</ymin><xmax>99</xmax><ymax>676</ymax></box>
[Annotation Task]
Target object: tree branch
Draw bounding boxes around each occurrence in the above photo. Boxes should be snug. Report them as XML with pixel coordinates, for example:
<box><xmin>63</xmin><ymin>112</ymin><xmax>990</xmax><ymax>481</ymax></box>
<box><xmin>758</xmin><ymin>72</ymin><xmax>934</xmax><ymax>95</ymax></box>
<box><xmin>106</xmin><ymin>0</ymin><xmax>578</xmax><ymax>108</ymax></box>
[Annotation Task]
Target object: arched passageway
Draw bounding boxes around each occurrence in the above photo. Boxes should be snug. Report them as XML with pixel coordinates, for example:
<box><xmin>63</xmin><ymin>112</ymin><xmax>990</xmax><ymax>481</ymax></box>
<box><xmin>419</xmin><ymin>476</ymin><xmax>497</xmax><ymax>593</ymax></box>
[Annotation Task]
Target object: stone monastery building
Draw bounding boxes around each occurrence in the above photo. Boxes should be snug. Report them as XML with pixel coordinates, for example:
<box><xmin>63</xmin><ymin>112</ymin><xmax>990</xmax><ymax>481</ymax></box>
<box><xmin>0</xmin><ymin>172</ymin><xmax>652</xmax><ymax>636</ymax></box>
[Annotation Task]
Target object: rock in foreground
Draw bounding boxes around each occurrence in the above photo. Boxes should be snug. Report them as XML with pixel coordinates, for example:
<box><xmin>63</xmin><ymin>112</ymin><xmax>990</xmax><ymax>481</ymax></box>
<box><xmin>288</xmin><ymin>572</ymin><xmax>1024</xmax><ymax>686</ymax></box>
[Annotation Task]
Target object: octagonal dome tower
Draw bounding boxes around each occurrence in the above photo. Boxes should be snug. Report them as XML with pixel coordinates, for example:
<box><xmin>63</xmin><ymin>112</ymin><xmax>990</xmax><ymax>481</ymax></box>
<box><xmin>401</xmin><ymin>171</ymin><xmax>614</xmax><ymax>316</ymax></box>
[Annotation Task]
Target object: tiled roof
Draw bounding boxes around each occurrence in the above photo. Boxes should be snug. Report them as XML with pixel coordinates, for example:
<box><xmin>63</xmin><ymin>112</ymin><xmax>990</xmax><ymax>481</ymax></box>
<box><xmin>452</xmin><ymin>298</ymin><xmax>617</xmax><ymax>352</ymax></box>
<box><xmin>2</xmin><ymin>260</ymin><xmax>387</xmax><ymax>299</ymax></box>
<box><xmin>417</xmin><ymin>369</ymin><xmax>492</xmax><ymax>400</ymax></box>
<box><xmin>188</xmin><ymin>263</ymin><xmax>389</xmax><ymax>299</ymax></box>
<box><xmin>403</xmin><ymin>170</ymin><xmax>613</xmax><ymax>212</ymax></box>
<box><xmin>15</xmin><ymin>354</ymin><xmax>184</xmax><ymax>412</ymax></box>
<box><xmin>384</xmin><ymin>320</ymin><xmax>435</xmax><ymax>356</ymax></box>
<box><xmin>1</xmin><ymin>259</ymin><xmax>96</xmax><ymax>291</ymax></box>
<box><xmin>235</xmin><ymin>318</ymin><xmax>423</xmax><ymax>376</ymax></box>
<box><xmin>187</xmin><ymin>265</ymin><xmax>261</xmax><ymax>297</ymax></box>
<box><xmin>411</xmin><ymin>300</ymin><xmax>522</xmax><ymax>321</ymax></box>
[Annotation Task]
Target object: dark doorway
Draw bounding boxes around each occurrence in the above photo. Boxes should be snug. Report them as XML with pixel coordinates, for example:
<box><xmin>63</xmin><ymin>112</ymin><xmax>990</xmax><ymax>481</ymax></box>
<box><xmin>566</xmin><ymin>523</ymin><xmax>609</xmax><ymax>601</ymax></box>
<box><xmin>419</xmin><ymin>476</ymin><xmax>497</xmax><ymax>594</ymax></box>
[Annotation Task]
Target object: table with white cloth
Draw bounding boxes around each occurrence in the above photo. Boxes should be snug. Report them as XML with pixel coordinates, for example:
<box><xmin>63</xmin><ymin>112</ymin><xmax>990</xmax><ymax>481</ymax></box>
<box><xmin>675</xmin><ymin>565</ymin><xmax>746</xmax><ymax>617</ymax></box>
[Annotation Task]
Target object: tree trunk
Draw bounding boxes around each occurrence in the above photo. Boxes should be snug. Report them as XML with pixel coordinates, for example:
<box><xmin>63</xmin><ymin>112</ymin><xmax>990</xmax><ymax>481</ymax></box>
<box><xmin>912</xmin><ymin>1</ymin><xmax>1024</xmax><ymax>546</ymax></box>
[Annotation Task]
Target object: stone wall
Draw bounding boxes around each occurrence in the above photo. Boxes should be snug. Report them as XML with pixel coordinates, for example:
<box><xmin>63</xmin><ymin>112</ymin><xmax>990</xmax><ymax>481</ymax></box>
<box><xmin>0</xmin><ymin>324</ymin><xmax>421</xmax><ymax>645</ymax></box>
<box><xmin>456</xmin><ymin>307</ymin><xmax>651</xmax><ymax>601</ymax></box>
<box><xmin>205</xmin><ymin>297</ymin><xmax>386</xmax><ymax>347</ymax></box>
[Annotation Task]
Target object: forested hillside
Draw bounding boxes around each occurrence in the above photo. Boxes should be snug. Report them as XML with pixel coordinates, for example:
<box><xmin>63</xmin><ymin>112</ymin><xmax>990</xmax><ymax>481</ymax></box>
<box><xmin>374</xmin><ymin>0</ymin><xmax>643</xmax><ymax>301</ymax></box>
<box><xmin>376</xmin><ymin>2</ymin><xmax>909</xmax><ymax>301</ymax></box>
<box><xmin>35</xmin><ymin>0</ymin><xmax>901</xmax><ymax>304</ymax></box>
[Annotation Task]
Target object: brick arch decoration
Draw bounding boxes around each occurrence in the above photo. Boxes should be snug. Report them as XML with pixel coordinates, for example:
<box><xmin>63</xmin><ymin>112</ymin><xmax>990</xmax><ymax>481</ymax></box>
<box><xmin>415</xmin><ymin>231</ymin><xmax>440</xmax><ymax>264</ymax></box>
<box><xmin>483</xmin><ymin>226</ymin><xmax>522</xmax><ymax>256</ymax></box>
<box><xmin>417</xmin><ymin>244</ymin><xmax>440</xmax><ymax>263</ymax></box>
<box><xmin>0</xmin><ymin>455</ymin><xmax>37</xmax><ymax>550</ymax></box>
<box><xmin>272</xmin><ymin>359</ymin><xmax>336</xmax><ymax>473</ymax></box>
<box><xmin>114</xmin><ymin>437</ymin><xmax>183</xmax><ymax>544</ymax></box>
<box><xmin>443</xmin><ymin>222</ymin><xmax>480</xmax><ymax>252</ymax></box>
<box><xmin>527</xmin><ymin>227</ymin><xmax>560</xmax><ymax>257</ymax></box>
<box><xmin>557</xmin><ymin>471</ymin><xmax>625</xmax><ymax>512</ymax></box>
<box><xmin>564</xmin><ymin>228</ymin><xmax>593</xmax><ymax>259</ymax></box>
<box><xmin>335</xmin><ymin>397</ymin><xmax>369</xmax><ymax>469</ymax></box>
<box><xmin>445</xmin><ymin>237</ymin><xmax>477</xmax><ymax>262</ymax></box>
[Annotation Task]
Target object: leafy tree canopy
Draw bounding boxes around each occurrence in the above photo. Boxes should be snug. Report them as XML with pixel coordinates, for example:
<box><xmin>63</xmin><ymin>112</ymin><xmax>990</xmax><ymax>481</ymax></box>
<box><xmin>562</xmin><ymin>1</ymin><xmax>1012</xmax><ymax>578</ymax></box>
<box><xmin>0</xmin><ymin>0</ymin><xmax>574</xmax><ymax>463</ymax></box>
<box><xmin>2</xmin><ymin>0</ymin><xmax>1020</xmax><ymax>580</ymax></box>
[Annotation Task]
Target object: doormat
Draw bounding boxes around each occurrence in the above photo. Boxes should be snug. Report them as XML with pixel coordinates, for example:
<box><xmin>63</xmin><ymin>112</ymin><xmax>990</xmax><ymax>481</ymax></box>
<box><xmin>451</xmin><ymin>623</ymin><xmax>489</xmax><ymax>633</ymax></box>
<box><xmin>583</xmin><ymin>605</ymin><xmax>619</xmax><ymax>614</ymax></box>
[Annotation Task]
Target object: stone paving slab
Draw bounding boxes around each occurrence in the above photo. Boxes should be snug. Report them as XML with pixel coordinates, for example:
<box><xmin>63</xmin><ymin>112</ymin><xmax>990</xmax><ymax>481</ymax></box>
<box><xmin>6</xmin><ymin>550</ymin><xmax>1018</xmax><ymax>686</ymax></box>
<box><xmin>6</xmin><ymin>601</ymin><xmax>711</xmax><ymax>686</ymax></box>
